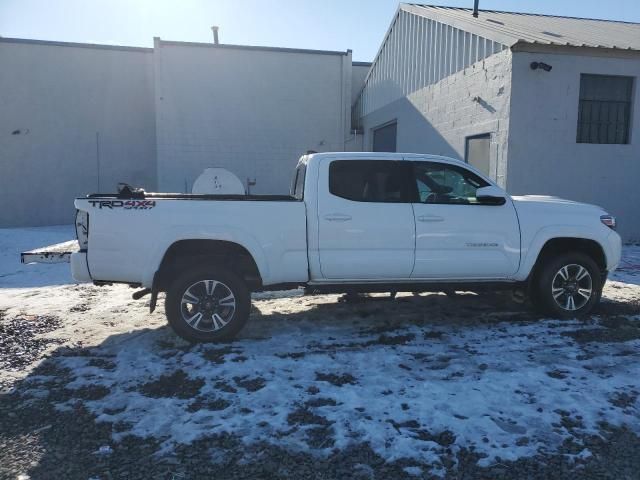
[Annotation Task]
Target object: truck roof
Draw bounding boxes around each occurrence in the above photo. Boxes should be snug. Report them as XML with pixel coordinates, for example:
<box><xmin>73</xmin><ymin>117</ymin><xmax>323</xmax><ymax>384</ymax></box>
<box><xmin>303</xmin><ymin>152</ymin><xmax>466</xmax><ymax>165</ymax></box>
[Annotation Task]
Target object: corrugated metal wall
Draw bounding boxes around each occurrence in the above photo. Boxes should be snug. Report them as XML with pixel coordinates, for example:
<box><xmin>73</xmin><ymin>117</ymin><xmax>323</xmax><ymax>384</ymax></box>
<box><xmin>353</xmin><ymin>9</ymin><xmax>507</xmax><ymax>126</ymax></box>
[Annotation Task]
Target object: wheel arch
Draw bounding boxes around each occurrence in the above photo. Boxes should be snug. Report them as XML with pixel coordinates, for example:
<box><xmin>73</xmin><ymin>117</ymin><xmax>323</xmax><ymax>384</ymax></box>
<box><xmin>155</xmin><ymin>239</ymin><xmax>263</xmax><ymax>292</ymax></box>
<box><xmin>527</xmin><ymin>237</ymin><xmax>607</xmax><ymax>287</ymax></box>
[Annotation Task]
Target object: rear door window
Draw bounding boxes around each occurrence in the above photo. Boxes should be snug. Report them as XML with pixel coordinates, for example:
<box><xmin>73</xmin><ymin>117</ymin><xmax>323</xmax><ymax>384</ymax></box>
<box><xmin>329</xmin><ymin>160</ymin><xmax>411</xmax><ymax>203</ymax></box>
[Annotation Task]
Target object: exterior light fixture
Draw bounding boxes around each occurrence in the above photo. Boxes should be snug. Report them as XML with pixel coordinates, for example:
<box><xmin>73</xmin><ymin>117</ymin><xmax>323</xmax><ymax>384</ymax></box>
<box><xmin>530</xmin><ymin>61</ymin><xmax>552</xmax><ymax>72</ymax></box>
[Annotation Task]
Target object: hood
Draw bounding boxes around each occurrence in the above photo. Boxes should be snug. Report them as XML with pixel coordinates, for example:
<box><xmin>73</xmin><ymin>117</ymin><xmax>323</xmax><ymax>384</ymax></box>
<box><xmin>511</xmin><ymin>195</ymin><xmax>607</xmax><ymax>214</ymax></box>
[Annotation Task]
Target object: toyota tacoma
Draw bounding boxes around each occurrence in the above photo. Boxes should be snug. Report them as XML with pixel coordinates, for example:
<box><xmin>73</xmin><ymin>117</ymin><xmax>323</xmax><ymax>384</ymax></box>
<box><xmin>67</xmin><ymin>153</ymin><xmax>621</xmax><ymax>342</ymax></box>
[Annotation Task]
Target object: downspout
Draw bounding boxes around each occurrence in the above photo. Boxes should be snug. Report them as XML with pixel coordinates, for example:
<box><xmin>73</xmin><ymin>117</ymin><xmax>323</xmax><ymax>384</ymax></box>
<box><xmin>341</xmin><ymin>53</ymin><xmax>345</xmax><ymax>150</ymax></box>
<box><xmin>342</xmin><ymin>50</ymin><xmax>352</xmax><ymax>151</ymax></box>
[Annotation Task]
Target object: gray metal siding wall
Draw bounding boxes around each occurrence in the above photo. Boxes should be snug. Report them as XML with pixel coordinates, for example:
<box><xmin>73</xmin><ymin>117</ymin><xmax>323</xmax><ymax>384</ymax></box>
<box><xmin>360</xmin><ymin>49</ymin><xmax>513</xmax><ymax>186</ymax></box>
<box><xmin>354</xmin><ymin>10</ymin><xmax>506</xmax><ymax>123</ymax></box>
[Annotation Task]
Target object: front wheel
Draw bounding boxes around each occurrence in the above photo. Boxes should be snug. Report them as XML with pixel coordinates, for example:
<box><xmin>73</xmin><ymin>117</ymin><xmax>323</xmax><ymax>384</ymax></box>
<box><xmin>533</xmin><ymin>252</ymin><xmax>602</xmax><ymax>318</ymax></box>
<box><xmin>165</xmin><ymin>267</ymin><xmax>251</xmax><ymax>342</ymax></box>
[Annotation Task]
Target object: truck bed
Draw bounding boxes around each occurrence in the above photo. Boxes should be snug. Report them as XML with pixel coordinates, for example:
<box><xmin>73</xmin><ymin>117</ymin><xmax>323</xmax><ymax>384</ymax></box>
<box><xmin>86</xmin><ymin>193</ymin><xmax>298</xmax><ymax>201</ymax></box>
<box><xmin>75</xmin><ymin>193</ymin><xmax>308</xmax><ymax>287</ymax></box>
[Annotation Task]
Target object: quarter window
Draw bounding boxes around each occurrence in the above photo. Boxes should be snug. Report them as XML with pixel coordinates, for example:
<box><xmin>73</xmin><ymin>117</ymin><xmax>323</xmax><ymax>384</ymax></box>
<box><xmin>577</xmin><ymin>74</ymin><xmax>633</xmax><ymax>144</ymax></box>
<box><xmin>291</xmin><ymin>163</ymin><xmax>306</xmax><ymax>200</ymax></box>
<box><xmin>412</xmin><ymin>162</ymin><xmax>489</xmax><ymax>204</ymax></box>
<box><xmin>329</xmin><ymin>160</ymin><xmax>410</xmax><ymax>203</ymax></box>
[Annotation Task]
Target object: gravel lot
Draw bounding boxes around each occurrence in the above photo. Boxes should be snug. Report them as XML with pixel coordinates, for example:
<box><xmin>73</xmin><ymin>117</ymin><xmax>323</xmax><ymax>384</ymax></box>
<box><xmin>1</xmin><ymin>227</ymin><xmax>639</xmax><ymax>480</ymax></box>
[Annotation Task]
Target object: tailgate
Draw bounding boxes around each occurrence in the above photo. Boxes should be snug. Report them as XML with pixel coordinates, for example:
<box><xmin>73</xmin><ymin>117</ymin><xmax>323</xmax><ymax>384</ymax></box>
<box><xmin>21</xmin><ymin>240</ymin><xmax>79</xmax><ymax>264</ymax></box>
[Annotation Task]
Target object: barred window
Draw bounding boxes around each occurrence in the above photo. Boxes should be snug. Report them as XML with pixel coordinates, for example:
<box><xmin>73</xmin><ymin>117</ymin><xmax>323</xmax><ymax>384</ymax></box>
<box><xmin>577</xmin><ymin>74</ymin><xmax>633</xmax><ymax>144</ymax></box>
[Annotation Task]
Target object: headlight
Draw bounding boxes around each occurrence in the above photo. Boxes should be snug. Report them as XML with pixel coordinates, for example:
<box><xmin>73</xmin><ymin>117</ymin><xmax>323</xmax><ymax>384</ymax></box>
<box><xmin>600</xmin><ymin>215</ymin><xmax>616</xmax><ymax>230</ymax></box>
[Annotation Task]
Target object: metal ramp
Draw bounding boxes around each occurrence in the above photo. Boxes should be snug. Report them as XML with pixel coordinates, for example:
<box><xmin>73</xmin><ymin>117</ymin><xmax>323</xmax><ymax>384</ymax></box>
<box><xmin>21</xmin><ymin>240</ymin><xmax>79</xmax><ymax>264</ymax></box>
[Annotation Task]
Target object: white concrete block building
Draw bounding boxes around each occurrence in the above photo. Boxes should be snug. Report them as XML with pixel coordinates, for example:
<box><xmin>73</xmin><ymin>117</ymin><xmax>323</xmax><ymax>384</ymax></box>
<box><xmin>0</xmin><ymin>39</ymin><xmax>156</xmax><ymax>227</ymax></box>
<box><xmin>154</xmin><ymin>39</ymin><xmax>355</xmax><ymax>194</ymax></box>
<box><xmin>0</xmin><ymin>37</ymin><xmax>367</xmax><ymax>226</ymax></box>
<box><xmin>354</xmin><ymin>5</ymin><xmax>640</xmax><ymax>241</ymax></box>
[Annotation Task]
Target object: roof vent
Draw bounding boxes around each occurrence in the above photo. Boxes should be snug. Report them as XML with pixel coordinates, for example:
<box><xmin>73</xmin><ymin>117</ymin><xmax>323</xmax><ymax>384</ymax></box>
<box><xmin>542</xmin><ymin>31</ymin><xmax>563</xmax><ymax>38</ymax></box>
<box><xmin>486</xmin><ymin>18</ymin><xmax>504</xmax><ymax>25</ymax></box>
<box><xmin>472</xmin><ymin>0</ymin><xmax>479</xmax><ymax>17</ymax></box>
<box><xmin>211</xmin><ymin>26</ymin><xmax>219</xmax><ymax>44</ymax></box>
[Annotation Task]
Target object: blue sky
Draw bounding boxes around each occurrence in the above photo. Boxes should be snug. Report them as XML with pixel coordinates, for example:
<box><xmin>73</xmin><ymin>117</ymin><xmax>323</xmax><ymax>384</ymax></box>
<box><xmin>1</xmin><ymin>0</ymin><xmax>639</xmax><ymax>62</ymax></box>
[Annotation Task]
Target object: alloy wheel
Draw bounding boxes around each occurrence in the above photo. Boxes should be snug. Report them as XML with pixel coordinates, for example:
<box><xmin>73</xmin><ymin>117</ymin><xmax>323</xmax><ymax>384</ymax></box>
<box><xmin>551</xmin><ymin>264</ymin><xmax>593</xmax><ymax>311</ymax></box>
<box><xmin>180</xmin><ymin>280</ymin><xmax>236</xmax><ymax>331</ymax></box>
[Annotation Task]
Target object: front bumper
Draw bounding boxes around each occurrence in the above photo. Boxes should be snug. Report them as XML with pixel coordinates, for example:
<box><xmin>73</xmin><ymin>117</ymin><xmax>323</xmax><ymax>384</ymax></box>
<box><xmin>71</xmin><ymin>251</ymin><xmax>92</xmax><ymax>283</ymax></box>
<box><xmin>606</xmin><ymin>230</ymin><xmax>622</xmax><ymax>272</ymax></box>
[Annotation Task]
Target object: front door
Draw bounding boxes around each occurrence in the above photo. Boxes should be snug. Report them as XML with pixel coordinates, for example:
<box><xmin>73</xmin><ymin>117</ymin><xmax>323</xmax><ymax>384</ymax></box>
<box><xmin>317</xmin><ymin>159</ymin><xmax>415</xmax><ymax>280</ymax></box>
<box><xmin>410</xmin><ymin>161</ymin><xmax>520</xmax><ymax>279</ymax></box>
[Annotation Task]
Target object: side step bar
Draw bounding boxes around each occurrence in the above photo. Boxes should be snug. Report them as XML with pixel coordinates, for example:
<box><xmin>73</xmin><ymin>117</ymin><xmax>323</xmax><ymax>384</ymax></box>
<box><xmin>21</xmin><ymin>240</ymin><xmax>79</xmax><ymax>265</ymax></box>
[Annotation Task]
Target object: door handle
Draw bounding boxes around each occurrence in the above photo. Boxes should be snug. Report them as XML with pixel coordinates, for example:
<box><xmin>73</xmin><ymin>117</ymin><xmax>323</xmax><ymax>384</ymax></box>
<box><xmin>418</xmin><ymin>215</ymin><xmax>444</xmax><ymax>222</ymax></box>
<box><xmin>324</xmin><ymin>213</ymin><xmax>352</xmax><ymax>222</ymax></box>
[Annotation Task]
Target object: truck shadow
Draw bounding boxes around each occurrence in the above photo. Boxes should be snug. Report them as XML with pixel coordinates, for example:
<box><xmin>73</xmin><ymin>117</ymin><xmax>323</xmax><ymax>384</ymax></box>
<box><xmin>247</xmin><ymin>290</ymin><xmax>542</xmax><ymax>338</ymax></box>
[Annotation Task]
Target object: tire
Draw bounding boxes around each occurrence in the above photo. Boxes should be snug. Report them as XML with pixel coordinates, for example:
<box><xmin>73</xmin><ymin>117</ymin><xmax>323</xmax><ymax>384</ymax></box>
<box><xmin>533</xmin><ymin>252</ymin><xmax>602</xmax><ymax>318</ymax></box>
<box><xmin>165</xmin><ymin>266</ymin><xmax>251</xmax><ymax>342</ymax></box>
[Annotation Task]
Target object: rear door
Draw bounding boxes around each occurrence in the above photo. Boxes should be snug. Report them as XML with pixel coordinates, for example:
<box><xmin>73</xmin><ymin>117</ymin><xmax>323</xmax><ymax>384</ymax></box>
<box><xmin>317</xmin><ymin>159</ymin><xmax>415</xmax><ymax>280</ymax></box>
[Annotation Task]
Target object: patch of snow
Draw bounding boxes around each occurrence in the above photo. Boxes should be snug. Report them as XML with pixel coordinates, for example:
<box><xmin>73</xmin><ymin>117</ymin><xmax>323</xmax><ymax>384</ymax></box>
<box><xmin>610</xmin><ymin>245</ymin><xmax>640</xmax><ymax>286</ymax></box>
<box><xmin>403</xmin><ymin>466</ymin><xmax>423</xmax><ymax>476</ymax></box>
<box><xmin>51</xmin><ymin>312</ymin><xmax>640</xmax><ymax>469</ymax></box>
<box><xmin>95</xmin><ymin>445</ymin><xmax>113</xmax><ymax>455</ymax></box>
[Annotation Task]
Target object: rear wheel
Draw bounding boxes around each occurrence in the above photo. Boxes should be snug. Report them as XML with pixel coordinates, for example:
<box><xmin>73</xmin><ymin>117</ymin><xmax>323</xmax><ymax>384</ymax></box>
<box><xmin>533</xmin><ymin>252</ymin><xmax>602</xmax><ymax>318</ymax></box>
<box><xmin>165</xmin><ymin>266</ymin><xmax>250</xmax><ymax>342</ymax></box>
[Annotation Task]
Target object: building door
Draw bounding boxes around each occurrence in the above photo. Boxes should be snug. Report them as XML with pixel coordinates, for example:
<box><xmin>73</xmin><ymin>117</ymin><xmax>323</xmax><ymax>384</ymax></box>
<box><xmin>465</xmin><ymin>133</ymin><xmax>491</xmax><ymax>177</ymax></box>
<box><xmin>317</xmin><ymin>158</ymin><xmax>415</xmax><ymax>279</ymax></box>
<box><xmin>372</xmin><ymin>122</ymin><xmax>397</xmax><ymax>152</ymax></box>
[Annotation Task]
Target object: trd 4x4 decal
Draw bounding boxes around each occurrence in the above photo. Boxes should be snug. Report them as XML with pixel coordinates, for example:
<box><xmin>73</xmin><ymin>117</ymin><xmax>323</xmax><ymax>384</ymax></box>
<box><xmin>88</xmin><ymin>200</ymin><xmax>156</xmax><ymax>210</ymax></box>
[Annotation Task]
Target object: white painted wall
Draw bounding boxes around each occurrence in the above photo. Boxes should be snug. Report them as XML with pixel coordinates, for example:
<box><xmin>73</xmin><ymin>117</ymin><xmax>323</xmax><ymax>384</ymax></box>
<box><xmin>0</xmin><ymin>39</ymin><xmax>156</xmax><ymax>227</ymax></box>
<box><xmin>508</xmin><ymin>50</ymin><xmax>640</xmax><ymax>241</ymax></box>
<box><xmin>154</xmin><ymin>40</ymin><xmax>352</xmax><ymax>194</ymax></box>
<box><xmin>360</xmin><ymin>49</ymin><xmax>513</xmax><ymax>186</ymax></box>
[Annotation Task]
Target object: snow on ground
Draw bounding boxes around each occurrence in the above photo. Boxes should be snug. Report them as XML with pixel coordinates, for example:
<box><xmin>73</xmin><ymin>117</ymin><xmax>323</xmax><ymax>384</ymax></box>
<box><xmin>610</xmin><ymin>244</ymin><xmax>640</xmax><ymax>286</ymax></box>
<box><xmin>1</xmin><ymin>226</ymin><xmax>639</xmax><ymax>476</ymax></box>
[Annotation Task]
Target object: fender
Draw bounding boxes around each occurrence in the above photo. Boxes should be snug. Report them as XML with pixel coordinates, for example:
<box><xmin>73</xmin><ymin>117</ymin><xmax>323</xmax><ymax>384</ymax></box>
<box><xmin>142</xmin><ymin>225</ymin><xmax>269</xmax><ymax>288</ymax></box>
<box><xmin>516</xmin><ymin>225</ymin><xmax>610</xmax><ymax>281</ymax></box>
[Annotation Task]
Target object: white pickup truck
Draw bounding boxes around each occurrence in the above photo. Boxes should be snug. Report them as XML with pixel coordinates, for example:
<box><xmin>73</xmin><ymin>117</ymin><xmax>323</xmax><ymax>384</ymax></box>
<box><xmin>66</xmin><ymin>152</ymin><xmax>620</xmax><ymax>342</ymax></box>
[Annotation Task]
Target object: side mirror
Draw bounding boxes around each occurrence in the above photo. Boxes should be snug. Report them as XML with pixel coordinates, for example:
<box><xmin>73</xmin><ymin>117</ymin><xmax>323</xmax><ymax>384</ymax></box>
<box><xmin>476</xmin><ymin>186</ymin><xmax>507</xmax><ymax>205</ymax></box>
